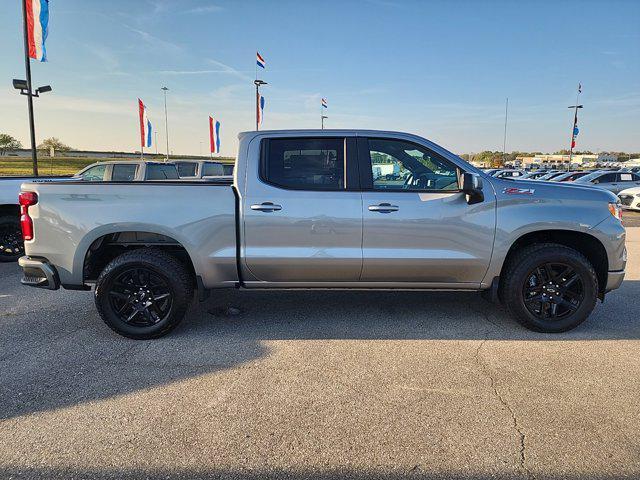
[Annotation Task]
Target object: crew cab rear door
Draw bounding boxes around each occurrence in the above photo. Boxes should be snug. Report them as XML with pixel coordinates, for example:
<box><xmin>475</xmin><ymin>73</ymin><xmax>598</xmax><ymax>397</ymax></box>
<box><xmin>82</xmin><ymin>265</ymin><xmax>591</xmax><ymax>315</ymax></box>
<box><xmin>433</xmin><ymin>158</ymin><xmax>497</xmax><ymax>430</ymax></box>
<box><xmin>358</xmin><ymin>137</ymin><xmax>495</xmax><ymax>285</ymax></box>
<box><xmin>242</xmin><ymin>136</ymin><xmax>362</xmax><ymax>283</ymax></box>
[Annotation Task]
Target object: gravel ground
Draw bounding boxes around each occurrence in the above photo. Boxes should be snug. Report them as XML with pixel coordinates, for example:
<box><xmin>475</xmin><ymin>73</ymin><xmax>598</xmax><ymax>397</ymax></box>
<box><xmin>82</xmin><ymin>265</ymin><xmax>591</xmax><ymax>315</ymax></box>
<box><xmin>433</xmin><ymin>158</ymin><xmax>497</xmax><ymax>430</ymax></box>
<box><xmin>0</xmin><ymin>230</ymin><xmax>639</xmax><ymax>479</ymax></box>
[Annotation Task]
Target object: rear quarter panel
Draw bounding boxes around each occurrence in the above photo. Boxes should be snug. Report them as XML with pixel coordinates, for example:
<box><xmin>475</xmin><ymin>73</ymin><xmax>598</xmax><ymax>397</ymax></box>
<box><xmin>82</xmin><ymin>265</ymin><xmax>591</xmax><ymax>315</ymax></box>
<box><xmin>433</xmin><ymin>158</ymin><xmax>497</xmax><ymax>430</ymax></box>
<box><xmin>21</xmin><ymin>182</ymin><xmax>238</xmax><ymax>288</ymax></box>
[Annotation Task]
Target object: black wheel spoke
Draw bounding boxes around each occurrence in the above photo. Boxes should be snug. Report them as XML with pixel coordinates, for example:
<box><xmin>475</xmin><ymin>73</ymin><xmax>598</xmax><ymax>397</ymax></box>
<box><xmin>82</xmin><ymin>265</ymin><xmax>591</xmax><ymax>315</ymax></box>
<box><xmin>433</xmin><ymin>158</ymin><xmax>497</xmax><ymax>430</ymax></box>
<box><xmin>558</xmin><ymin>298</ymin><xmax>578</xmax><ymax>312</ymax></box>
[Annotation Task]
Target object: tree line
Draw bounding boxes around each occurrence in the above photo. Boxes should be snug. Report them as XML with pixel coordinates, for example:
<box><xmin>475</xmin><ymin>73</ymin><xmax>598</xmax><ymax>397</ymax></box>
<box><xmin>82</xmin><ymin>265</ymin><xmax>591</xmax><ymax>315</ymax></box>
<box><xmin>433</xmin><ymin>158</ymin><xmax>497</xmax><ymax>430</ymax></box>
<box><xmin>0</xmin><ymin>133</ymin><xmax>71</xmax><ymax>156</ymax></box>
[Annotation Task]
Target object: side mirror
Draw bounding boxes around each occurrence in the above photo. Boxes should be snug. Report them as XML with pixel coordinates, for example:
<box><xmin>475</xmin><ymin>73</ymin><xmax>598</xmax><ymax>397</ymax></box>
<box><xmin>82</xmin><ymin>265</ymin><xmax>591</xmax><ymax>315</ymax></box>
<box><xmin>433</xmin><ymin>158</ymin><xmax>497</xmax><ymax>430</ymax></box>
<box><xmin>461</xmin><ymin>172</ymin><xmax>484</xmax><ymax>205</ymax></box>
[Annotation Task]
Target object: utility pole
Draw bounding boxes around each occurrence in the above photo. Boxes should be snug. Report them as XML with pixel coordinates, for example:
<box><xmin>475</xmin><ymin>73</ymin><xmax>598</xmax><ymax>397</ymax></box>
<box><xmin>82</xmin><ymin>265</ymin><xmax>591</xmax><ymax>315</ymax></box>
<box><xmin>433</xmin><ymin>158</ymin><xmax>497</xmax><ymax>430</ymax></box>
<box><xmin>567</xmin><ymin>83</ymin><xmax>583</xmax><ymax>172</ymax></box>
<box><xmin>254</xmin><ymin>80</ymin><xmax>267</xmax><ymax>130</ymax></box>
<box><xmin>161</xmin><ymin>86</ymin><xmax>169</xmax><ymax>161</ymax></box>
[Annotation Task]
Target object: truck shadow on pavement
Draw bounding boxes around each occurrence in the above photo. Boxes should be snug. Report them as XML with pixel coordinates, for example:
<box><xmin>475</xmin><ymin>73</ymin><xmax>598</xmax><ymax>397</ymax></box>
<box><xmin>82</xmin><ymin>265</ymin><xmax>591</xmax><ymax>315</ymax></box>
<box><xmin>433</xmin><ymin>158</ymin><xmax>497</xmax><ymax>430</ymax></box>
<box><xmin>0</xmin><ymin>279</ymin><xmax>638</xmax><ymax>422</ymax></box>
<box><xmin>0</xmin><ymin>466</ymin><xmax>627</xmax><ymax>480</ymax></box>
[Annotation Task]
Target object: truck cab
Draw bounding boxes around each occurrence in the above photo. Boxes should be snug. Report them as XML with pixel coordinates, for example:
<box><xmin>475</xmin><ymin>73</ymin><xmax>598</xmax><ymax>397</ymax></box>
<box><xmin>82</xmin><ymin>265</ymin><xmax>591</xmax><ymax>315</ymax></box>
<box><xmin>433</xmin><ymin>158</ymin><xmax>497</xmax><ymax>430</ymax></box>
<box><xmin>75</xmin><ymin>160</ymin><xmax>180</xmax><ymax>181</ymax></box>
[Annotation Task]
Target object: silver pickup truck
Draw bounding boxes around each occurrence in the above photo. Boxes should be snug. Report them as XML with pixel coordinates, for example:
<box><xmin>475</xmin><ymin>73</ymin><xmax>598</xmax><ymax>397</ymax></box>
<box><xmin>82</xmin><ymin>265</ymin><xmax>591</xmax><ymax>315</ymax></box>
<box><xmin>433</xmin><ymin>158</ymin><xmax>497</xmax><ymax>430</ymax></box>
<box><xmin>18</xmin><ymin>130</ymin><xmax>626</xmax><ymax>338</ymax></box>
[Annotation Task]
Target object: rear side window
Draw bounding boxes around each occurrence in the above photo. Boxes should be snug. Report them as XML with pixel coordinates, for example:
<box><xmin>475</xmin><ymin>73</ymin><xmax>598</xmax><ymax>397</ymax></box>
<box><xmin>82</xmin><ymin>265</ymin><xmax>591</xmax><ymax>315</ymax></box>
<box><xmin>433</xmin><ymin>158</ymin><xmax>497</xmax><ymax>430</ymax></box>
<box><xmin>262</xmin><ymin>138</ymin><xmax>344</xmax><ymax>190</ymax></box>
<box><xmin>176</xmin><ymin>162</ymin><xmax>197</xmax><ymax>177</ymax></box>
<box><xmin>147</xmin><ymin>164</ymin><xmax>179</xmax><ymax>180</ymax></box>
<box><xmin>202</xmin><ymin>162</ymin><xmax>225</xmax><ymax>176</ymax></box>
<box><xmin>111</xmin><ymin>164</ymin><xmax>138</xmax><ymax>181</ymax></box>
<box><xmin>619</xmin><ymin>173</ymin><xmax>638</xmax><ymax>182</ymax></box>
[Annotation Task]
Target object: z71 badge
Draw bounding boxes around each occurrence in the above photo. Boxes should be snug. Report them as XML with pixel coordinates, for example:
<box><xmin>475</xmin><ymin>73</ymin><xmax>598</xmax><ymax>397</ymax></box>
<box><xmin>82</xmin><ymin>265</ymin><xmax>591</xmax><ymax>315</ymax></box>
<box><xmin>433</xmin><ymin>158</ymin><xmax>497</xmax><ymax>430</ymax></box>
<box><xmin>503</xmin><ymin>187</ymin><xmax>535</xmax><ymax>195</ymax></box>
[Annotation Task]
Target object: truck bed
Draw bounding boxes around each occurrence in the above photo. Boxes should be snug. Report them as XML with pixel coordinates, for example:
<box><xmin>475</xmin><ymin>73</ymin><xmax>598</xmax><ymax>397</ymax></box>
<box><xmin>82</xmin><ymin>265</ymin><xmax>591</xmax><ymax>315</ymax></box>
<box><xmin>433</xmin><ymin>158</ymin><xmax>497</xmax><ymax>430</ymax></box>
<box><xmin>21</xmin><ymin>180</ymin><xmax>238</xmax><ymax>288</ymax></box>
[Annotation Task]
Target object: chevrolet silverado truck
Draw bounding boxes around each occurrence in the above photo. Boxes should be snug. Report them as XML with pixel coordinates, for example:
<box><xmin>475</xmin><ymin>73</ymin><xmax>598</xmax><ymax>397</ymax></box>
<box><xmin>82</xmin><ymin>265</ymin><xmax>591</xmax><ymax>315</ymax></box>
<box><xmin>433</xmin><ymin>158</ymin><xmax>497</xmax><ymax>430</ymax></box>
<box><xmin>17</xmin><ymin>130</ymin><xmax>626</xmax><ymax>338</ymax></box>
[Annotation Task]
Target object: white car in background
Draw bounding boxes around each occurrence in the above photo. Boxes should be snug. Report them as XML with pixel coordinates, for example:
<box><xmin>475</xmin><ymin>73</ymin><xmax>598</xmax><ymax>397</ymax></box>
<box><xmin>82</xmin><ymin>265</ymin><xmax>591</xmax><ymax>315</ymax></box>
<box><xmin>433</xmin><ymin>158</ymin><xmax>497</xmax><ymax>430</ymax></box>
<box><xmin>618</xmin><ymin>186</ymin><xmax>640</xmax><ymax>211</ymax></box>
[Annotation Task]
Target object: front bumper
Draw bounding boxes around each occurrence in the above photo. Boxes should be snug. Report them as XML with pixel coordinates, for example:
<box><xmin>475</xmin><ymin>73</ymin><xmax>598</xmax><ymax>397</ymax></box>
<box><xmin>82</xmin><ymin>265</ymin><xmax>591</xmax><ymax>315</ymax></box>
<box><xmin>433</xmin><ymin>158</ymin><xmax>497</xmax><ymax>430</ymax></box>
<box><xmin>18</xmin><ymin>256</ymin><xmax>60</xmax><ymax>290</ymax></box>
<box><xmin>605</xmin><ymin>270</ymin><xmax>625</xmax><ymax>293</ymax></box>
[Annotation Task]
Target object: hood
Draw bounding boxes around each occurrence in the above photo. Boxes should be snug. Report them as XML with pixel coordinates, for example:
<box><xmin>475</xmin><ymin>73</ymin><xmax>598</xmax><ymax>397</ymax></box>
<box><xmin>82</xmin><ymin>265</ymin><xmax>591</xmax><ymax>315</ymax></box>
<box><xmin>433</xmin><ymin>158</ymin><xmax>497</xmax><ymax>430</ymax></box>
<box><xmin>618</xmin><ymin>186</ymin><xmax>640</xmax><ymax>196</ymax></box>
<box><xmin>486</xmin><ymin>176</ymin><xmax>619</xmax><ymax>203</ymax></box>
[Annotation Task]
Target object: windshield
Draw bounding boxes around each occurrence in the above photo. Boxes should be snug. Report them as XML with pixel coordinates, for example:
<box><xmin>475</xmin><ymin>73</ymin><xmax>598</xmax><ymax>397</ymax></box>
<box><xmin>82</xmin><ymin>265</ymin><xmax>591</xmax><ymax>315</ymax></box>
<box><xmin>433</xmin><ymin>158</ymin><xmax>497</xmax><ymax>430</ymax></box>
<box><xmin>575</xmin><ymin>171</ymin><xmax>603</xmax><ymax>182</ymax></box>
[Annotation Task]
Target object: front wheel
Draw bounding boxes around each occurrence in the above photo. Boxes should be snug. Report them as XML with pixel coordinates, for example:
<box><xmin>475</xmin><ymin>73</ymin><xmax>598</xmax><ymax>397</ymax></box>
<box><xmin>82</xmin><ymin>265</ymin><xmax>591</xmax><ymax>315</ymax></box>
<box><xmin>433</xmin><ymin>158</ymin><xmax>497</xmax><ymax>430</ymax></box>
<box><xmin>95</xmin><ymin>249</ymin><xmax>194</xmax><ymax>339</ymax></box>
<box><xmin>500</xmin><ymin>243</ymin><xmax>598</xmax><ymax>333</ymax></box>
<box><xmin>0</xmin><ymin>215</ymin><xmax>24</xmax><ymax>262</ymax></box>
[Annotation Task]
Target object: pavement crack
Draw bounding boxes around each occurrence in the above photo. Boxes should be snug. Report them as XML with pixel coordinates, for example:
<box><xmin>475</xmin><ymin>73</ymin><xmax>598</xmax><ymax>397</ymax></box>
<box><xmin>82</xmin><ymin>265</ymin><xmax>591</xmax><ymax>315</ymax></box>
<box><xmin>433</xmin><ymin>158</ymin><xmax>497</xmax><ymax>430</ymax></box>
<box><xmin>475</xmin><ymin>339</ymin><xmax>534</xmax><ymax>479</ymax></box>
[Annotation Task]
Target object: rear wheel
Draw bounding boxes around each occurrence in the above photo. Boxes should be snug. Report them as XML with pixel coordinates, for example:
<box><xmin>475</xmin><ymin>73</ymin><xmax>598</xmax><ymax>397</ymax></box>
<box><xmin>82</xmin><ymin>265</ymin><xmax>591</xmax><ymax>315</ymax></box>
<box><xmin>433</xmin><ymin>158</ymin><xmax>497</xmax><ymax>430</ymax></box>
<box><xmin>501</xmin><ymin>243</ymin><xmax>598</xmax><ymax>333</ymax></box>
<box><xmin>95</xmin><ymin>249</ymin><xmax>194</xmax><ymax>339</ymax></box>
<box><xmin>0</xmin><ymin>215</ymin><xmax>24</xmax><ymax>262</ymax></box>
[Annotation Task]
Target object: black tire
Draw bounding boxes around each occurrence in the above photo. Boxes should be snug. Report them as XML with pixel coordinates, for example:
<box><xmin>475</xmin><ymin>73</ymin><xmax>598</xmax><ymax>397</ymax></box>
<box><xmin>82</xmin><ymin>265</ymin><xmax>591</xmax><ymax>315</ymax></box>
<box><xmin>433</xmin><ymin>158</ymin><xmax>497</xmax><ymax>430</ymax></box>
<box><xmin>95</xmin><ymin>248</ymin><xmax>194</xmax><ymax>339</ymax></box>
<box><xmin>500</xmin><ymin>243</ymin><xmax>598</xmax><ymax>333</ymax></box>
<box><xmin>0</xmin><ymin>215</ymin><xmax>24</xmax><ymax>263</ymax></box>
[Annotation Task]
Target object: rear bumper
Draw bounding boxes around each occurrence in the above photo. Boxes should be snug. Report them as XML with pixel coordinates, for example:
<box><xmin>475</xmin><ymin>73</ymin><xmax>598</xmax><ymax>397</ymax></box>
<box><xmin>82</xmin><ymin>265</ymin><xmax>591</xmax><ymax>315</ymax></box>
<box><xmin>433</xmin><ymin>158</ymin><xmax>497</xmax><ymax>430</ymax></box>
<box><xmin>18</xmin><ymin>256</ymin><xmax>60</xmax><ymax>290</ymax></box>
<box><xmin>605</xmin><ymin>270</ymin><xmax>625</xmax><ymax>293</ymax></box>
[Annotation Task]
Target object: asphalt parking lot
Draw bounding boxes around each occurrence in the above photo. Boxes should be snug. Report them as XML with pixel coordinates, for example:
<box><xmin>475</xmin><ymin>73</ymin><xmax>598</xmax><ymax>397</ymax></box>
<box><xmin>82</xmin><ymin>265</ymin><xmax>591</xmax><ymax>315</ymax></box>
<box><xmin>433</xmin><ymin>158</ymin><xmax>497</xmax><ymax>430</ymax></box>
<box><xmin>1</xmin><ymin>227</ymin><xmax>639</xmax><ymax>479</ymax></box>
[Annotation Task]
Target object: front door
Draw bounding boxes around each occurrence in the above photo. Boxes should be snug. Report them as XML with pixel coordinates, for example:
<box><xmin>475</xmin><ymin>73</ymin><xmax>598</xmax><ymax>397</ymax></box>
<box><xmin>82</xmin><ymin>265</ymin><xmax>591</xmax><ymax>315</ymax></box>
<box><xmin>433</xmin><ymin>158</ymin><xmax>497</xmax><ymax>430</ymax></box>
<box><xmin>242</xmin><ymin>136</ymin><xmax>362</xmax><ymax>283</ymax></box>
<box><xmin>359</xmin><ymin>137</ymin><xmax>495</xmax><ymax>285</ymax></box>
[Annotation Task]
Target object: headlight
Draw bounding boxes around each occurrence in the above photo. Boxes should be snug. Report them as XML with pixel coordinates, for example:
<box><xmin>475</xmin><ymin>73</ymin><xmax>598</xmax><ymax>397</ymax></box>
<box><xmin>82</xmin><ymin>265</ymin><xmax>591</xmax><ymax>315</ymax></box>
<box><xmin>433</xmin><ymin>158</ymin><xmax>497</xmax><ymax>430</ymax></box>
<box><xmin>609</xmin><ymin>202</ymin><xmax>622</xmax><ymax>220</ymax></box>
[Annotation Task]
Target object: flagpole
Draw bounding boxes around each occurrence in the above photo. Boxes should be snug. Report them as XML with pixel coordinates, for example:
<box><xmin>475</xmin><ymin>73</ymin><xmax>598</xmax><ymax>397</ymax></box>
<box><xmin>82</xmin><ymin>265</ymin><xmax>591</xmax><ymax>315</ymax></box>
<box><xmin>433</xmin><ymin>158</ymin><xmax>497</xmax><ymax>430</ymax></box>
<box><xmin>567</xmin><ymin>83</ymin><xmax>583</xmax><ymax>172</ymax></box>
<box><xmin>21</xmin><ymin>0</ymin><xmax>39</xmax><ymax>176</ymax></box>
<box><xmin>502</xmin><ymin>97</ymin><xmax>508</xmax><ymax>164</ymax></box>
<box><xmin>162</xmin><ymin>86</ymin><xmax>169</xmax><ymax>162</ymax></box>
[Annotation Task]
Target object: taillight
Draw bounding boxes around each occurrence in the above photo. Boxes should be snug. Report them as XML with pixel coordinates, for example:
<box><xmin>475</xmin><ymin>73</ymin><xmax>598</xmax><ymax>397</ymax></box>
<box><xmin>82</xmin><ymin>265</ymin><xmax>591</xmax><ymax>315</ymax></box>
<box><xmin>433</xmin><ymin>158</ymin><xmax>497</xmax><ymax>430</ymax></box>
<box><xmin>19</xmin><ymin>191</ymin><xmax>38</xmax><ymax>241</ymax></box>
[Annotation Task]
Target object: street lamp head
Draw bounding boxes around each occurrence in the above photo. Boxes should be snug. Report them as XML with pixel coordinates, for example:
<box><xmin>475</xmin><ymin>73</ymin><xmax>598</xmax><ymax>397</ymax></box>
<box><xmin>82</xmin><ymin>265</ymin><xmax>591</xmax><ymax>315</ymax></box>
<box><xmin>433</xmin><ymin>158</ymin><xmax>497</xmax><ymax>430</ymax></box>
<box><xmin>254</xmin><ymin>79</ymin><xmax>268</xmax><ymax>86</ymax></box>
<box><xmin>36</xmin><ymin>85</ymin><xmax>52</xmax><ymax>94</ymax></box>
<box><xmin>13</xmin><ymin>79</ymin><xmax>28</xmax><ymax>90</ymax></box>
<box><xmin>161</xmin><ymin>86</ymin><xmax>169</xmax><ymax>92</ymax></box>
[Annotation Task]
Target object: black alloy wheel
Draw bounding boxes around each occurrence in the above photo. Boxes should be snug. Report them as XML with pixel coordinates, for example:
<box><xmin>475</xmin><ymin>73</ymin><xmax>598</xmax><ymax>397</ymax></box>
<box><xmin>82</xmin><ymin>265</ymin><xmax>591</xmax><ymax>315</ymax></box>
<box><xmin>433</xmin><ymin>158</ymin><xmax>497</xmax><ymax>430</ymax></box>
<box><xmin>522</xmin><ymin>262</ymin><xmax>584</xmax><ymax>320</ymax></box>
<box><xmin>500</xmin><ymin>243</ymin><xmax>598</xmax><ymax>333</ymax></box>
<box><xmin>0</xmin><ymin>216</ymin><xmax>24</xmax><ymax>262</ymax></box>
<box><xmin>108</xmin><ymin>267</ymin><xmax>173</xmax><ymax>327</ymax></box>
<box><xmin>95</xmin><ymin>248</ymin><xmax>193</xmax><ymax>339</ymax></box>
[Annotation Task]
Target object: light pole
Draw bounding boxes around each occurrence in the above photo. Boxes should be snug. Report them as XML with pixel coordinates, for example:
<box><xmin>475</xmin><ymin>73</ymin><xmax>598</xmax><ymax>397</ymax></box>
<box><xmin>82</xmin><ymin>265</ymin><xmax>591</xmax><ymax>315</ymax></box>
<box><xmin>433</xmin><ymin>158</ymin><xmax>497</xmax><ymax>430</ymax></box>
<box><xmin>254</xmin><ymin>79</ymin><xmax>267</xmax><ymax>130</ymax></box>
<box><xmin>154</xmin><ymin>131</ymin><xmax>158</xmax><ymax>155</ymax></box>
<box><xmin>321</xmin><ymin>114</ymin><xmax>328</xmax><ymax>129</ymax></box>
<box><xmin>161</xmin><ymin>86</ymin><xmax>169</xmax><ymax>161</ymax></box>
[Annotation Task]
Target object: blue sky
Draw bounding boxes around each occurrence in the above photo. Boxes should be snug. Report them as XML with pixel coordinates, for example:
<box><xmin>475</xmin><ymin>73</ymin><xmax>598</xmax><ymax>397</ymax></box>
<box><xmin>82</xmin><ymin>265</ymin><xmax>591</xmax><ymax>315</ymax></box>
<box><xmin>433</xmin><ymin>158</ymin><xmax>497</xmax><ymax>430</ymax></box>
<box><xmin>1</xmin><ymin>0</ymin><xmax>639</xmax><ymax>156</ymax></box>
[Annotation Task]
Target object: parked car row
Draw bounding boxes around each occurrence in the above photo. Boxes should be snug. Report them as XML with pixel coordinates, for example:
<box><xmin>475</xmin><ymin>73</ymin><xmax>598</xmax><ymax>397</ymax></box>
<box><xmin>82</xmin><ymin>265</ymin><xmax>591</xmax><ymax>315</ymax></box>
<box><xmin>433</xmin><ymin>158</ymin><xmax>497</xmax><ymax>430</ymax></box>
<box><xmin>482</xmin><ymin>168</ymin><xmax>640</xmax><ymax>195</ymax></box>
<box><xmin>0</xmin><ymin>159</ymin><xmax>233</xmax><ymax>262</ymax></box>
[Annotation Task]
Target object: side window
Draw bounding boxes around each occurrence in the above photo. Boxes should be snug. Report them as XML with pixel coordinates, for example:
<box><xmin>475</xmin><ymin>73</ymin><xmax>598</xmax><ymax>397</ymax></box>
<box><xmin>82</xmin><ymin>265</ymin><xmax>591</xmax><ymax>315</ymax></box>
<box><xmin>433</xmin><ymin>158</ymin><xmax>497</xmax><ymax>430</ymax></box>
<box><xmin>619</xmin><ymin>173</ymin><xmax>634</xmax><ymax>182</ymax></box>
<box><xmin>202</xmin><ymin>162</ymin><xmax>224</xmax><ymax>176</ymax></box>
<box><xmin>147</xmin><ymin>164</ymin><xmax>179</xmax><ymax>180</ymax></box>
<box><xmin>111</xmin><ymin>164</ymin><xmax>138</xmax><ymax>181</ymax></box>
<box><xmin>597</xmin><ymin>173</ymin><xmax>616</xmax><ymax>183</ymax></box>
<box><xmin>81</xmin><ymin>164</ymin><xmax>107</xmax><ymax>182</ymax></box>
<box><xmin>262</xmin><ymin>138</ymin><xmax>345</xmax><ymax>190</ymax></box>
<box><xmin>367</xmin><ymin>138</ymin><xmax>459</xmax><ymax>191</ymax></box>
<box><xmin>176</xmin><ymin>162</ymin><xmax>197</xmax><ymax>177</ymax></box>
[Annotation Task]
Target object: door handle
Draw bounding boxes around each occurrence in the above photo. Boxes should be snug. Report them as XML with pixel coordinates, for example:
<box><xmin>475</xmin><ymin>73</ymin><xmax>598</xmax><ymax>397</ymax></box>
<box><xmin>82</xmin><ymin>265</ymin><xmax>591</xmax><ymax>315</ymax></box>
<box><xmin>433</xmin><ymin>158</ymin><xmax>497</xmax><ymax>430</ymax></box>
<box><xmin>368</xmin><ymin>203</ymin><xmax>399</xmax><ymax>213</ymax></box>
<box><xmin>251</xmin><ymin>202</ymin><xmax>282</xmax><ymax>212</ymax></box>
